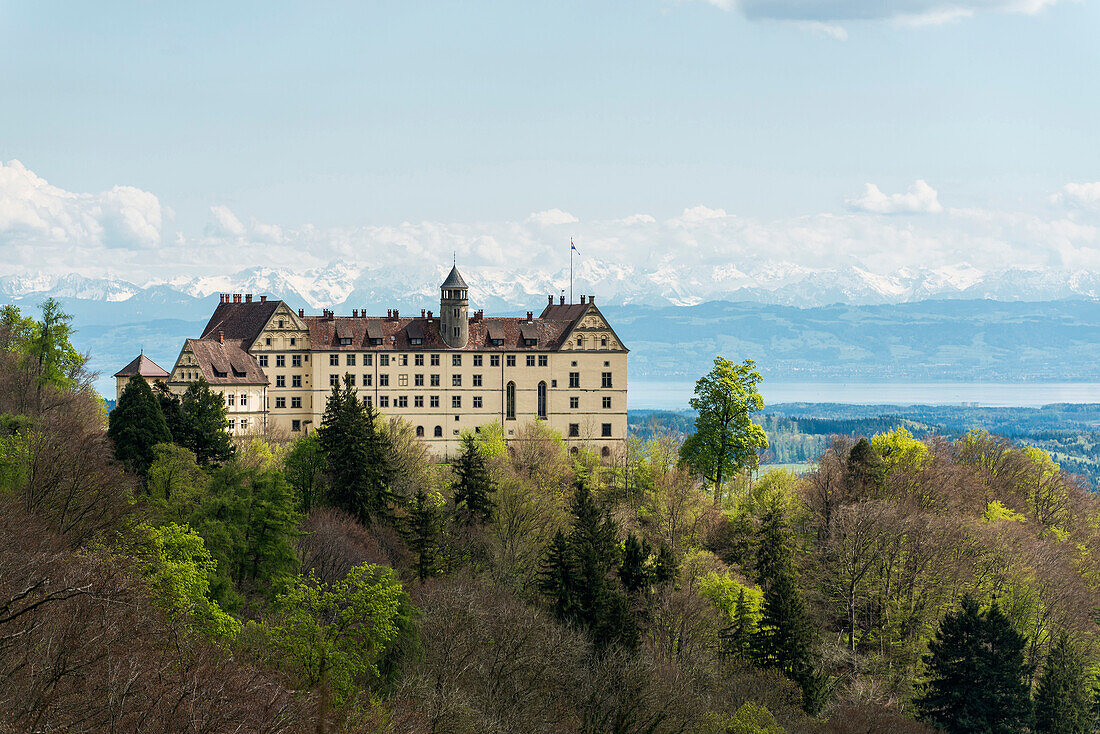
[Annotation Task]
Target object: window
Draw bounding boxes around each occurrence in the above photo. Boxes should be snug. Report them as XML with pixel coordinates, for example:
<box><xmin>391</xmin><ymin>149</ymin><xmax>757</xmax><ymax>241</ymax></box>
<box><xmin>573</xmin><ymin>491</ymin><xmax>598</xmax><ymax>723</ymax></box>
<box><xmin>452</xmin><ymin>374</ymin><xmax>462</xmax><ymax>387</ymax></box>
<box><xmin>537</xmin><ymin>381</ymin><xmax>547</xmax><ymax>419</ymax></box>
<box><xmin>453</xmin><ymin>308</ymin><xmax>459</xmax><ymax>317</ymax></box>
<box><xmin>506</xmin><ymin>381</ymin><xmax>516</xmax><ymax>420</ymax></box>
<box><xmin>227</xmin><ymin>393</ymin><xmax>235</xmax><ymax>406</ymax></box>
<box><xmin>604</xmin><ymin>361</ymin><xmax>610</xmax><ymax>367</ymax></box>
<box><xmin>570</xmin><ymin>396</ymin><xmax>579</xmax><ymax>409</ymax></box>
<box><xmin>452</xmin><ymin>395</ymin><xmax>461</xmax><ymax>408</ymax></box>
<box><xmin>278</xmin><ymin>320</ymin><xmax>284</xmax><ymax>328</ymax></box>
<box><xmin>414</xmin><ymin>395</ymin><xmax>424</xmax><ymax>408</ymax></box>
<box><xmin>431</xmin><ymin>354</ymin><xmax>440</xmax><ymax>366</ymax></box>
<box><xmin>339</xmin><ymin>337</ymin><xmax>352</xmax><ymax>346</ymax></box>
<box><xmin>452</xmin><ymin>354</ymin><xmax>462</xmax><ymax>367</ymax></box>
<box><xmin>265</xmin><ymin>337</ymin><xmax>271</xmax><ymax>346</ymax></box>
<box><xmin>490</xmin><ymin>355</ymin><xmax>500</xmax><ymax>367</ymax></box>
<box><xmin>347</xmin><ymin>354</ymin><xmax>356</xmax><ymax>366</ymax></box>
<box><xmin>276</xmin><ymin>355</ymin><xmax>286</xmax><ymax>368</ymax></box>
<box><xmin>291</xmin><ymin>397</ymin><xmax>302</xmax><ymax>409</ymax></box>
<box><xmin>576</xmin><ymin>337</ymin><xmax>583</xmax><ymax>347</ymax></box>
<box><xmin>292</xmin><ymin>420</ymin><xmax>301</xmax><ymax>432</ymax></box>
<box><xmin>380</xmin><ymin>354</ymin><xmax>390</xmax><ymax>366</ymax></box>
<box><xmin>329</xmin><ymin>354</ymin><xmax>339</xmax><ymax>366</ymax></box>
<box><xmin>569</xmin><ymin>423</ymin><xmax>580</xmax><ymax>437</ymax></box>
<box><xmin>228</xmin><ymin>419</ymin><xmax>235</xmax><ymax>430</ymax></box>
<box><xmin>434</xmin><ymin>425</ymin><xmax>443</xmax><ymax>437</ymax></box>
<box><xmin>473</xmin><ymin>355</ymin><xmax>483</xmax><ymax>367</ymax></box>
<box><xmin>538</xmin><ymin>355</ymin><xmax>548</xmax><ymax>367</ymax></box>
<box><xmin>430</xmin><ymin>374</ymin><xmax>440</xmax><ymax>387</ymax></box>
<box><xmin>329</xmin><ymin>374</ymin><xmax>339</xmax><ymax>386</ymax></box>
<box><xmin>275</xmin><ymin>397</ymin><xmax>286</xmax><ymax>409</ymax></box>
<box><xmin>292</xmin><ymin>355</ymin><xmax>302</xmax><ymax>367</ymax></box>
<box><xmin>526</xmin><ymin>355</ymin><xmax>536</xmax><ymax>367</ymax></box>
<box><xmin>506</xmin><ymin>355</ymin><xmax>516</xmax><ymax>367</ymax></box>
<box><xmin>416</xmin><ymin>425</ymin><xmax>424</xmax><ymax>437</ymax></box>
<box><xmin>347</xmin><ymin>374</ymin><xmax>356</xmax><ymax>387</ymax></box>
<box><xmin>363</xmin><ymin>373</ymin><xmax>372</xmax><ymax>386</ymax></box>
<box><xmin>472</xmin><ymin>374</ymin><xmax>482</xmax><ymax>387</ymax></box>
<box><xmin>290</xmin><ymin>337</ymin><xmax>297</xmax><ymax>346</ymax></box>
<box><xmin>239</xmin><ymin>394</ymin><xmax>247</xmax><ymax>406</ymax></box>
<box><xmin>379</xmin><ymin>374</ymin><xmax>389</xmax><ymax>387</ymax></box>
<box><xmin>258</xmin><ymin>355</ymin><xmax>268</xmax><ymax>367</ymax></box>
<box><xmin>602</xmin><ymin>446</ymin><xmax>610</xmax><ymax>457</ymax></box>
<box><xmin>551</xmin><ymin>379</ymin><xmax>557</xmax><ymax>388</ymax></box>
<box><xmin>602</xmin><ymin>423</ymin><xmax>612</xmax><ymax>437</ymax></box>
<box><xmin>414</xmin><ymin>374</ymin><xmax>424</xmax><ymax>387</ymax></box>
<box><xmin>365</xmin><ymin>354</ymin><xmax>373</xmax><ymax>366</ymax></box>
<box><xmin>398</xmin><ymin>374</ymin><xmax>408</xmax><ymax>387</ymax></box>
<box><xmin>240</xmin><ymin>418</ymin><xmax>248</xmax><ymax>430</ymax></box>
<box><xmin>276</xmin><ymin>375</ymin><xmax>286</xmax><ymax>388</ymax></box>
<box><xmin>292</xmin><ymin>375</ymin><xmax>302</xmax><ymax>388</ymax></box>
<box><xmin>396</xmin><ymin>396</ymin><xmax>408</xmax><ymax>408</ymax></box>
<box><xmin>601</xmin><ymin>337</ymin><xmax>607</xmax><ymax>347</ymax></box>
<box><xmin>362</xmin><ymin>396</ymin><xmax>372</xmax><ymax>407</ymax></box>
<box><xmin>602</xmin><ymin>372</ymin><xmax>613</xmax><ymax>388</ymax></box>
<box><xmin>380</xmin><ymin>396</ymin><xmax>389</xmax><ymax>408</ymax></box>
<box><xmin>410</xmin><ymin>338</ymin><xmax>422</xmax><ymax>346</ymax></box>
<box><xmin>473</xmin><ymin>396</ymin><xmax>482</xmax><ymax>408</ymax></box>
<box><xmin>569</xmin><ymin>372</ymin><xmax>580</xmax><ymax>388</ymax></box>
<box><xmin>603</xmin><ymin>396</ymin><xmax>612</xmax><ymax>409</ymax></box>
<box><xmin>430</xmin><ymin>395</ymin><xmax>440</xmax><ymax>408</ymax></box>
<box><xmin>415</xmin><ymin>354</ymin><xmax>424</xmax><ymax>366</ymax></box>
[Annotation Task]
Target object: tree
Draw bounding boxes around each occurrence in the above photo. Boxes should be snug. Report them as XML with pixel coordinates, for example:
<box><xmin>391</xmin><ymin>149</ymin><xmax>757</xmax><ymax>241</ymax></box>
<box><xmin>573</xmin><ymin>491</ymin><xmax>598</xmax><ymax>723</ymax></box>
<box><xmin>1034</xmin><ymin>631</ymin><xmax>1092</xmax><ymax>734</ymax></box>
<box><xmin>145</xmin><ymin>442</ymin><xmax>207</xmax><ymax>522</ymax></box>
<box><xmin>917</xmin><ymin>595</ymin><xmax>1033</xmax><ymax>734</ymax></box>
<box><xmin>317</xmin><ymin>376</ymin><xmax>395</xmax><ymax>525</ymax></box>
<box><xmin>619</xmin><ymin>532</ymin><xmax>652</xmax><ymax>594</ymax></box>
<box><xmin>452</xmin><ymin>432</ymin><xmax>495</xmax><ymax>525</ymax></box>
<box><xmin>846</xmin><ymin>438</ymin><xmax>886</xmax><ymax>496</ymax></box>
<box><xmin>153</xmin><ymin>380</ymin><xmax>186</xmax><ymax>442</ymax></box>
<box><xmin>177</xmin><ymin>378</ymin><xmax>234</xmax><ymax>466</ymax></box>
<box><xmin>108</xmin><ymin>375</ymin><xmax>172</xmax><ymax>476</ymax></box>
<box><xmin>23</xmin><ymin>299</ymin><xmax>86</xmax><ymax>411</ymax></box>
<box><xmin>284</xmin><ymin>433</ymin><xmax>325</xmax><ymax>513</ymax></box>
<box><xmin>679</xmin><ymin>356</ymin><xmax>768</xmax><ymax>506</ymax></box>
<box><xmin>407</xmin><ymin>487</ymin><xmax>441</xmax><ymax>582</ymax></box>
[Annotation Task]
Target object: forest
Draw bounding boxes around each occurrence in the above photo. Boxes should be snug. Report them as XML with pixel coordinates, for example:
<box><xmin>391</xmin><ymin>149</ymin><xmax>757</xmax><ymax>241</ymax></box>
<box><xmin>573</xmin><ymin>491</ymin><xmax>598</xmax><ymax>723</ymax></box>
<box><xmin>3</xmin><ymin>303</ymin><xmax>1100</xmax><ymax>734</ymax></box>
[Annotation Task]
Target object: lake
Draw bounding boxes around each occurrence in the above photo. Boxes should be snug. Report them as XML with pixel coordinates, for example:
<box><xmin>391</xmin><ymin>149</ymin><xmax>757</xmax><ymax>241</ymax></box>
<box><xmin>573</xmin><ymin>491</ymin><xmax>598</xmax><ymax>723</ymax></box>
<box><xmin>628</xmin><ymin>380</ymin><xmax>1100</xmax><ymax>411</ymax></box>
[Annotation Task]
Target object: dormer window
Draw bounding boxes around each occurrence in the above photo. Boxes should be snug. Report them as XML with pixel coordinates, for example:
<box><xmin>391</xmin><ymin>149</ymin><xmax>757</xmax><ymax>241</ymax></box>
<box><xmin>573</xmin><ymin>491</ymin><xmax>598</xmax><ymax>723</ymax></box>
<box><xmin>490</xmin><ymin>339</ymin><xmax>503</xmax><ymax>346</ymax></box>
<box><xmin>369</xmin><ymin>338</ymin><xmax>382</xmax><ymax>346</ymax></box>
<box><xmin>339</xmin><ymin>337</ymin><xmax>352</xmax><ymax>346</ymax></box>
<box><xmin>410</xmin><ymin>337</ymin><xmax>423</xmax><ymax>345</ymax></box>
<box><xmin>524</xmin><ymin>338</ymin><xmax>536</xmax><ymax>347</ymax></box>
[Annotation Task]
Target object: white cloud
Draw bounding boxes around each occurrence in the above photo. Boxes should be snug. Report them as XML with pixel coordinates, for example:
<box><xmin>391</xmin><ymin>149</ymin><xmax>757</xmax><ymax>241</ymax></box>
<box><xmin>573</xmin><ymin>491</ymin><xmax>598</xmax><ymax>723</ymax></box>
<box><xmin>847</xmin><ymin>180</ymin><xmax>943</xmax><ymax>214</ymax></box>
<box><xmin>0</xmin><ymin>159</ymin><xmax>163</xmax><ymax>249</ymax></box>
<box><xmin>1053</xmin><ymin>182</ymin><xmax>1100</xmax><ymax>208</ymax></box>
<box><xmin>690</xmin><ymin>0</ymin><xmax>1067</xmax><ymax>28</ymax></box>
<box><xmin>677</xmin><ymin>205</ymin><xmax>729</xmax><ymax>223</ymax></box>
<box><xmin>208</xmin><ymin>204</ymin><xmax>247</xmax><ymax>237</ymax></box>
<box><xmin>795</xmin><ymin>20</ymin><xmax>849</xmax><ymax>39</ymax></box>
<box><xmin>526</xmin><ymin>208</ymin><xmax>579</xmax><ymax>226</ymax></box>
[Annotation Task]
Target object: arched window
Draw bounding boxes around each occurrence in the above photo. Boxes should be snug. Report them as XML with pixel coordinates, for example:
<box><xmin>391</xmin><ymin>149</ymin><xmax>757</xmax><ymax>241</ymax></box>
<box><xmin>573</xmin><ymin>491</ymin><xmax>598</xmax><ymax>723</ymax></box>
<box><xmin>601</xmin><ymin>446</ymin><xmax>611</xmax><ymax>458</ymax></box>
<box><xmin>569</xmin><ymin>446</ymin><xmax>579</xmax><ymax>455</ymax></box>
<box><xmin>537</xmin><ymin>381</ymin><xmax>547</xmax><ymax>419</ymax></box>
<box><xmin>506</xmin><ymin>381</ymin><xmax>516</xmax><ymax>420</ymax></box>
<box><xmin>416</xmin><ymin>425</ymin><xmax>424</xmax><ymax>437</ymax></box>
<box><xmin>433</xmin><ymin>425</ymin><xmax>443</xmax><ymax>437</ymax></box>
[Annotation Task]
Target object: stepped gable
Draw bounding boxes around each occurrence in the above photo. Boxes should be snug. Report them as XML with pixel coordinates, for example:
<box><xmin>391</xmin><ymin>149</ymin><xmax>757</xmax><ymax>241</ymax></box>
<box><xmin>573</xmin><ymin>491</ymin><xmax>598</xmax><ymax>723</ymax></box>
<box><xmin>199</xmin><ymin>297</ymin><xmax>282</xmax><ymax>346</ymax></box>
<box><xmin>305</xmin><ymin>313</ymin><xmax>576</xmax><ymax>351</ymax></box>
<box><xmin>183</xmin><ymin>338</ymin><xmax>268</xmax><ymax>385</ymax></box>
<box><xmin>113</xmin><ymin>354</ymin><xmax>170</xmax><ymax>378</ymax></box>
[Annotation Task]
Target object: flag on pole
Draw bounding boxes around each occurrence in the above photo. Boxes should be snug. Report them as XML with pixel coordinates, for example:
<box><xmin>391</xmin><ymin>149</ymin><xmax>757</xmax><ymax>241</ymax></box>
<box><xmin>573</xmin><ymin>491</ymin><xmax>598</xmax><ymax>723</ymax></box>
<box><xmin>571</xmin><ymin>238</ymin><xmax>578</xmax><ymax>253</ymax></box>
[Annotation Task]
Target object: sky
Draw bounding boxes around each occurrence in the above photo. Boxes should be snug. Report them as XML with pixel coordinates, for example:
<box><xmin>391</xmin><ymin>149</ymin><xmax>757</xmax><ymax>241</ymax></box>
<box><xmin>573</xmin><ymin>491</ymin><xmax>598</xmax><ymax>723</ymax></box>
<box><xmin>1</xmin><ymin>0</ymin><xmax>1098</xmax><ymax>287</ymax></box>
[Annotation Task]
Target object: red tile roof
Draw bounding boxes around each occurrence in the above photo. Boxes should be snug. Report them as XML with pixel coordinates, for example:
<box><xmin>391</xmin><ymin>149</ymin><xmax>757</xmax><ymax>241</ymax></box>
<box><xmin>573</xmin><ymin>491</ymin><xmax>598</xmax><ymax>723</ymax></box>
<box><xmin>200</xmin><ymin>300</ymin><xmax>282</xmax><ymax>346</ymax></box>
<box><xmin>180</xmin><ymin>338</ymin><xmax>268</xmax><ymax>385</ymax></box>
<box><xmin>114</xmin><ymin>354</ymin><xmax>170</xmax><ymax>378</ymax></box>
<box><xmin>305</xmin><ymin>314</ymin><xmax>584</xmax><ymax>352</ymax></box>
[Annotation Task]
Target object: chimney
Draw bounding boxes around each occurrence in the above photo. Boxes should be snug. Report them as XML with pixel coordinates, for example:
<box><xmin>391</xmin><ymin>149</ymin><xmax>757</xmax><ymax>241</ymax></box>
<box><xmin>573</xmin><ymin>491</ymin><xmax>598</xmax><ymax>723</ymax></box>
<box><xmin>580</xmin><ymin>295</ymin><xmax>586</xmax><ymax>304</ymax></box>
<box><xmin>427</xmin><ymin>310</ymin><xmax>433</xmax><ymax>320</ymax></box>
<box><xmin>387</xmin><ymin>309</ymin><xmax>392</xmax><ymax>318</ymax></box>
<box><xmin>559</xmin><ymin>295</ymin><xmax>565</xmax><ymax>305</ymax></box>
<box><xmin>393</xmin><ymin>309</ymin><xmax>399</xmax><ymax>319</ymax></box>
<box><xmin>298</xmin><ymin>308</ymin><xmax>304</xmax><ymax>317</ymax></box>
<box><xmin>235</xmin><ymin>293</ymin><xmax>242</xmax><ymax>303</ymax></box>
<box><xmin>260</xmin><ymin>295</ymin><xmax>267</xmax><ymax>302</ymax></box>
<box><xmin>589</xmin><ymin>294</ymin><xmax>595</xmax><ymax>303</ymax></box>
<box><xmin>245</xmin><ymin>293</ymin><xmax>253</xmax><ymax>303</ymax></box>
<box><xmin>352</xmin><ymin>309</ymin><xmax>358</xmax><ymax>318</ymax></box>
<box><xmin>218</xmin><ymin>329</ymin><xmax>224</xmax><ymax>345</ymax></box>
<box><xmin>548</xmin><ymin>294</ymin><xmax>553</xmax><ymax>305</ymax></box>
<box><xmin>526</xmin><ymin>311</ymin><xmax>533</xmax><ymax>322</ymax></box>
<box><xmin>421</xmin><ymin>309</ymin><xmax>426</xmax><ymax>318</ymax></box>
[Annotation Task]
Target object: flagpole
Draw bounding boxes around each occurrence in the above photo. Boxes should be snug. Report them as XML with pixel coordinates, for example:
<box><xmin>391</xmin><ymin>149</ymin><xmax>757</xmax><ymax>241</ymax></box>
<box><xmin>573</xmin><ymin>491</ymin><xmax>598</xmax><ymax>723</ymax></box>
<box><xmin>570</xmin><ymin>237</ymin><xmax>574</xmax><ymax>304</ymax></box>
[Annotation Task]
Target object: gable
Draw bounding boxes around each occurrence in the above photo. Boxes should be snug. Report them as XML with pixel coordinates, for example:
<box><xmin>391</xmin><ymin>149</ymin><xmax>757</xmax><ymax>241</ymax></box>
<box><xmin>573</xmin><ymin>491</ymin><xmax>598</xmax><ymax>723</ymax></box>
<box><xmin>558</xmin><ymin>305</ymin><xmax>628</xmax><ymax>353</ymax></box>
<box><xmin>253</xmin><ymin>303</ymin><xmax>310</xmax><ymax>351</ymax></box>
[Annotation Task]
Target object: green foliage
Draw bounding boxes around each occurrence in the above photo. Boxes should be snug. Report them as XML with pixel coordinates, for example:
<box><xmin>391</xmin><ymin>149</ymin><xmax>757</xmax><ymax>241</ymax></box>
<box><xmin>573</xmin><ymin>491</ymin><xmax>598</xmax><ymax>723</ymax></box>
<box><xmin>145</xmin><ymin>443</ymin><xmax>207</xmax><ymax>522</ymax></box>
<box><xmin>474</xmin><ymin>421</ymin><xmax>508</xmax><ymax>459</ymax></box>
<box><xmin>719</xmin><ymin>701</ymin><xmax>787</xmax><ymax>734</ymax></box>
<box><xmin>177</xmin><ymin>378</ymin><xmax>234</xmax><ymax>466</ymax></box>
<box><xmin>872</xmin><ymin>426</ymin><xmax>932</xmax><ymax>476</ymax></box>
<box><xmin>680</xmin><ymin>356</ymin><xmax>769</xmax><ymax>504</ymax></box>
<box><xmin>253</xmin><ymin>565</ymin><xmax>416</xmax><ymax>707</ymax></box>
<box><xmin>136</xmin><ymin>522</ymin><xmax>240</xmax><ymax>638</ymax></box>
<box><xmin>917</xmin><ymin>595</ymin><xmax>1033</xmax><ymax>734</ymax></box>
<box><xmin>407</xmin><ymin>487</ymin><xmax>442</xmax><ymax>582</ymax></box>
<box><xmin>318</xmin><ymin>376</ymin><xmax>396</xmax><ymax>525</ymax></box>
<box><xmin>846</xmin><ymin>438</ymin><xmax>885</xmax><ymax>494</ymax></box>
<box><xmin>0</xmin><ymin>304</ymin><xmax>36</xmax><ymax>353</ymax></box>
<box><xmin>189</xmin><ymin>463</ymin><xmax>300</xmax><ymax>603</ymax></box>
<box><xmin>698</xmin><ymin>570</ymin><xmax>763</xmax><ymax>625</ymax></box>
<box><xmin>983</xmin><ymin>500</ymin><xmax>1027</xmax><ymax>524</ymax></box>
<box><xmin>452</xmin><ymin>432</ymin><xmax>495</xmax><ymax>525</ymax></box>
<box><xmin>283</xmin><ymin>433</ymin><xmax>325</xmax><ymax>513</ymax></box>
<box><xmin>108</xmin><ymin>375</ymin><xmax>172</xmax><ymax>476</ymax></box>
<box><xmin>1034</xmin><ymin>631</ymin><xmax>1093</xmax><ymax>734</ymax></box>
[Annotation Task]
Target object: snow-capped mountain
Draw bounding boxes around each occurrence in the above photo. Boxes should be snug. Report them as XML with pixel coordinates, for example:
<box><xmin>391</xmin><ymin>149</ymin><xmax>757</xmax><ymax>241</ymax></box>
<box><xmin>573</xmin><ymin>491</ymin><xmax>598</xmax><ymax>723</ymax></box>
<box><xmin>2</xmin><ymin>262</ymin><xmax>1097</xmax><ymax>310</ymax></box>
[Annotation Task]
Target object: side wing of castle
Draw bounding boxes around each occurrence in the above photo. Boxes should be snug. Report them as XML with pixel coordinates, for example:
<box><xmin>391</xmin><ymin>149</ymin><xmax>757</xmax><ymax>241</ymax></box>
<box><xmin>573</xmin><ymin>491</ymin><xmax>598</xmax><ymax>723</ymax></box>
<box><xmin>122</xmin><ymin>266</ymin><xmax>628</xmax><ymax>456</ymax></box>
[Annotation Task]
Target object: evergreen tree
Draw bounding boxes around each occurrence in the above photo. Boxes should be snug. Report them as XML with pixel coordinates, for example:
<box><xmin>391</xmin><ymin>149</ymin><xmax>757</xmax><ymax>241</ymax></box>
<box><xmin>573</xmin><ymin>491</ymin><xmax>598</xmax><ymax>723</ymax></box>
<box><xmin>154</xmin><ymin>380</ymin><xmax>186</xmax><ymax>444</ymax></box>
<box><xmin>652</xmin><ymin>543</ymin><xmax>678</xmax><ymax>586</ymax></box>
<box><xmin>317</xmin><ymin>376</ymin><xmax>396</xmax><ymax>525</ymax></box>
<box><xmin>538</xmin><ymin>529</ymin><xmax>577</xmax><ymax>623</ymax></box>
<box><xmin>1035</xmin><ymin>631</ymin><xmax>1092</xmax><ymax>734</ymax></box>
<box><xmin>619</xmin><ymin>532</ymin><xmax>652</xmax><ymax>594</ymax></box>
<box><xmin>452</xmin><ymin>432</ymin><xmax>494</xmax><ymax>525</ymax></box>
<box><xmin>917</xmin><ymin>595</ymin><xmax>1033</xmax><ymax>734</ymax></box>
<box><xmin>730</xmin><ymin>587</ymin><xmax>755</xmax><ymax>659</ymax></box>
<box><xmin>846</xmin><ymin>437</ymin><xmax>886</xmax><ymax>494</ymax></box>
<box><xmin>407</xmin><ymin>487</ymin><xmax>440</xmax><ymax>582</ymax></box>
<box><xmin>108</xmin><ymin>375</ymin><xmax>172</xmax><ymax>476</ymax></box>
<box><xmin>284</xmin><ymin>433</ymin><xmax>325</xmax><ymax>514</ymax></box>
<box><xmin>178</xmin><ymin>378</ymin><xmax>234</xmax><ymax>467</ymax></box>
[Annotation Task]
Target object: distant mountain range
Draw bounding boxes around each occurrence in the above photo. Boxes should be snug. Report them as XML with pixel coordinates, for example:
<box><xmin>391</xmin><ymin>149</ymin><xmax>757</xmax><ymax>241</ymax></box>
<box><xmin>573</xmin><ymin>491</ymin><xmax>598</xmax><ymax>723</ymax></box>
<box><xmin>4</xmin><ymin>261</ymin><xmax>1100</xmax><ymax>312</ymax></box>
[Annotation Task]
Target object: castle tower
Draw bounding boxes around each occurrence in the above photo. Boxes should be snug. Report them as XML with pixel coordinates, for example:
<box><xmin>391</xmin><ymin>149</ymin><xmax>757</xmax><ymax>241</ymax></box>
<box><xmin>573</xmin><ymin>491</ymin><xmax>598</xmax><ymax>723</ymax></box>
<box><xmin>440</xmin><ymin>264</ymin><xmax>469</xmax><ymax>348</ymax></box>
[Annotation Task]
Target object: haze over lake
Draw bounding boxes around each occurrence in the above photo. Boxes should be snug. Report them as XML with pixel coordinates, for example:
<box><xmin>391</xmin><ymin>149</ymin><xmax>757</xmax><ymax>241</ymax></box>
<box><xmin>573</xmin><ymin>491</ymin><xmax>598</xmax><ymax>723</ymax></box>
<box><xmin>629</xmin><ymin>380</ymin><xmax>1100</xmax><ymax>411</ymax></box>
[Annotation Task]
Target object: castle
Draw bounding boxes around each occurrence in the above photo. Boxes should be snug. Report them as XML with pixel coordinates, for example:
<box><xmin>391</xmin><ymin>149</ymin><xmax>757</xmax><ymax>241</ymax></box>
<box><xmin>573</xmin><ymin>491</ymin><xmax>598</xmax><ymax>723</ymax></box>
<box><xmin>116</xmin><ymin>266</ymin><xmax>628</xmax><ymax>456</ymax></box>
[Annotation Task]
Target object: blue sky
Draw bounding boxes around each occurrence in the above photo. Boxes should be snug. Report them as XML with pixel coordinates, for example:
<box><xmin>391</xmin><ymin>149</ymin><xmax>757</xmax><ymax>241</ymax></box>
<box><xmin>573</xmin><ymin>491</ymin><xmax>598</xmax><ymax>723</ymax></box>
<box><xmin>1</xmin><ymin>0</ymin><xmax>1098</xmax><ymax>286</ymax></box>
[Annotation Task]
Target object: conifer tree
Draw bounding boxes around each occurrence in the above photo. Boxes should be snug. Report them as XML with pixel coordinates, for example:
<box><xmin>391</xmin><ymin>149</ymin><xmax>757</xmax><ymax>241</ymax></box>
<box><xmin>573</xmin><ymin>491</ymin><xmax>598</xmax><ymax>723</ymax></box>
<box><xmin>619</xmin><ymin>532</ymin><xmax>652</xmax><ymax>594</ymax></box>
<box><xmin>109</xmin><ymin>374</ymin><xmax>172</xmax><ymax>476</ymax></box>
<box><xmin>318</xmin><ymin>376</ymin><xmax>396</xmax><ymax>525</ymax></box>
<box><xmin>653</xmin><ymin>543</ymin><xmax>678</xmax><ymax>586</ymax></box>
<box><xmin>407</xmin><ymin>487</ymin><xmax>440</xmax><ymax>582</ymax></box>
<box><xmin>917</xmin><ymin>595</ymin><xmax>1032</xmax><ymax>734</ymax></box>
<box><xmin>539</xmin><ymin>529</ymin><xmax>576</xmax><ymax>622</ymax></box>
<box><xmin>178</xmin><ymin>378</ymin><xmax>234</xmax><ymax>466</ymax></box>
<box><xmin>1035</xmin><ymin>631</ymin><xmax>1092</xmax><ymax>734</ymax></box>
<box><xmin>154</xmin><ymin>380</ymin><xmax>186</xmax><ymax>442</ymax></box>
<box><xmin>452</xmin><ymin>432</ymin><xmax>494</xmax><ymax>525</ymax></box>
<box><xmin>731</xmin><ymin>587</ymin><xmax>755</xmax><ymax>659</ymax></box>
<box><xmin>846</xmin><ymin>437</ymin><xmax>886</xmax><ymax>494</ymax></box>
